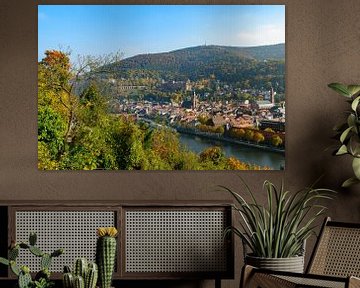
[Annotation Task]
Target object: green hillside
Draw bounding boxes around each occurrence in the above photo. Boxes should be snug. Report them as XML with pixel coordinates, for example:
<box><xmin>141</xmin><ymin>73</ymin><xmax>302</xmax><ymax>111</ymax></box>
<box><xmin>108</xmin><ymin>43</ymin><xmax>285</xmax><ymax>92</ymax></box>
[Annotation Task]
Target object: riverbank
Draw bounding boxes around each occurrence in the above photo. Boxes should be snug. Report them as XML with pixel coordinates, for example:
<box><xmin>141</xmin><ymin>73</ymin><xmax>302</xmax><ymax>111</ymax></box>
<box><xmin>175</xmin><ymin>126</ymin><xmax>285</xmax><ymax>154</ymax></box>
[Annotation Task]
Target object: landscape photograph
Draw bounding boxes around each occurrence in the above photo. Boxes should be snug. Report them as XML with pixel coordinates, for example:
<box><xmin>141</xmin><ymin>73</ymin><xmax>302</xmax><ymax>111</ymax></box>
<box><xmin>38</xmin><ymin>5</ymin><xmax>286</xmax><ymax>170</ymax></box>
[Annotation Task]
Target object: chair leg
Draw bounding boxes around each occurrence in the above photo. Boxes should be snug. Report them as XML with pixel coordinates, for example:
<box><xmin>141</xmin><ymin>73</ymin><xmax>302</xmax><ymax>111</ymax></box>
<box><xmin>240</xmin><ymin>265</ymin><xmax>296</xmax><ymax>288</ymax></box>
<box><xmin>240</xmin><ymin>265</ymin><xmax>255</xmax><ymax>288</ymax></box>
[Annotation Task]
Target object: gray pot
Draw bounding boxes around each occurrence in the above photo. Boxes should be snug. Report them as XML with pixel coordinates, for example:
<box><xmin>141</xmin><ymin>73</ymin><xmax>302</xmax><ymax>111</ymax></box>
<box><xmin>245</xmin><ymin>254</ymin><xmax>305</xmax><ymax>273</ymax></box>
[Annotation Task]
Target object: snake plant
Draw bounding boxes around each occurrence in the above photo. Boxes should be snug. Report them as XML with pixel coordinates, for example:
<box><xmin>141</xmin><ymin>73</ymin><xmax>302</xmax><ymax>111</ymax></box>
<box><xmin>222</xmin><ymin>179</ymin><xmax>335</xmax><ymax>258</ymax></box>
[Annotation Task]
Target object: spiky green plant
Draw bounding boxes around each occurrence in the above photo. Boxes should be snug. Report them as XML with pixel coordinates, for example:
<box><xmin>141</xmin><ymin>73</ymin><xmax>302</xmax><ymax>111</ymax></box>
<box><xmin>62</xmin><ymin>260</ymin><xmax>98</xmax><ymax>288</ymax></box>
<box><xmin>73</xmin><ymin>275</ymin><xmax>85</xmax><ymax>288</ymax></box>
<box><xmin>96</xmin><ymin>227</ymin><xmax>118</xmax><ymax>288</ymax></box>
<box><xmin>62</xmin><ymin>271</ymin><xmax>74</xmax><ymax>288</ymax></box>
<box><xmin>85</xmin><ymin>262</ymin><xmax>98</xmax><ymax>288</ymax></box>
<box><xmin>0</xmin><ymin>232</ymin><xmax>63</xmax><ymax>288</ymax></box>
<box><xmin>222</xmin><ymin>179</ymin><xmax>335</xmax><ymax>258</ymax></box>
<box><xmin>74</xmin><ymin>258</ymin><xmax>87</xmax><ymax>280</ymax></box>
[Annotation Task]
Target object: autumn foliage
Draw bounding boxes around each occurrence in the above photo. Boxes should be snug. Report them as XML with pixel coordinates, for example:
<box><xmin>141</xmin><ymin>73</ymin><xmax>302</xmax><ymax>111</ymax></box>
<box><xmin>38</xmin><ymin>50</ymin><xmax>271</xmax><ymax>170</ymax></box>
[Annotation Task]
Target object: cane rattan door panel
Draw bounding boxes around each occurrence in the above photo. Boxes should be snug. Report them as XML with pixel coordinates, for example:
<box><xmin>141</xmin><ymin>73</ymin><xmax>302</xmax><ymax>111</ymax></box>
<box><xmin>13</xmin><ymin>208</ymin><xmax>116</xmax><ymax>273</ymax></box>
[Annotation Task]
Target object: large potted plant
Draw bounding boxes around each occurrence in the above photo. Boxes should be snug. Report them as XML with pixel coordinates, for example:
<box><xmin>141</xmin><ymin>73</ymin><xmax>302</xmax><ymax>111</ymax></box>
<box><xmin>328</xmin><ymin>83</ymin><xmax>360</xmax><ymax>187</ymax></box>
<box><xmin>223</xmin><ymin>179</ymin><xmax>334</xmax><ymax>273</ymax></box>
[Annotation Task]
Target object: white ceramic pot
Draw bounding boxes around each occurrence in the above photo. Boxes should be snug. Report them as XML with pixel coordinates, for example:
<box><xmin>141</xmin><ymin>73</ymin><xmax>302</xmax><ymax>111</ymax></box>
<box><xmin>245</xmin><ymin>254</ymin><xmax>305</xmax><ymax>273</ymax></box>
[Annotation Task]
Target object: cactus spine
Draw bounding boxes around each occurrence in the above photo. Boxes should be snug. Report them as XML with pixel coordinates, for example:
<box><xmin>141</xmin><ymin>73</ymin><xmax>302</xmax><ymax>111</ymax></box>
<box><xmin>63</xmin><ymin>260</ymin><xmax>98</xmax><ymax>288</ymax></box>
<box><xmin>96</xmin><ymin>227</ymin><xmax>118</xmax><ymax>288</ymax></box>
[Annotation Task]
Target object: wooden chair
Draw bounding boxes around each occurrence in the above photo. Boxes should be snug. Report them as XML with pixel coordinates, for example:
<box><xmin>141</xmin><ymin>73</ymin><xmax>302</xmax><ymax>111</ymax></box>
<box><xmin>241</xmin><ymin>217</ymin><xmax>360</xmax><ymax>288</ymax></box>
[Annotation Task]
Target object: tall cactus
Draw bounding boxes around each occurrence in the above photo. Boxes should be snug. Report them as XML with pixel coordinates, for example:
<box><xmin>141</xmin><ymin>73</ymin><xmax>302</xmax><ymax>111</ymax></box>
<box><xmin>96</xmin><ymin>227</ymin><xmax>118</xmax><ymax>288</ymax></box>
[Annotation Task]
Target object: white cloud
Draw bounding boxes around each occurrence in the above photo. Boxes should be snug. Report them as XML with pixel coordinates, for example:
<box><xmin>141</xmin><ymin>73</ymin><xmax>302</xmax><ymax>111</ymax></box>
<box><xmin>236</xmin><ymin>24</ymin><xmax>285</xmax><ymax>46</ymax></box>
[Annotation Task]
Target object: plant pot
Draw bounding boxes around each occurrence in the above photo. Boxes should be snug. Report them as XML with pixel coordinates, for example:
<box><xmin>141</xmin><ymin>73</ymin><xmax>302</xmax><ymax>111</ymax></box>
<box><xmin>245</xmin><ymin>254</ymin><xmax>304</xmax><ymax>273</ymax></box>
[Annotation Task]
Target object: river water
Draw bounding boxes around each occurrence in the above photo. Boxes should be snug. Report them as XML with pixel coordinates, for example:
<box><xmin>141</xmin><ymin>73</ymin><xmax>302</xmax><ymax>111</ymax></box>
<box><xmin>178</xmin><ymin>133</ymin><xmax>285</xmax><ymax>170</ymax></box>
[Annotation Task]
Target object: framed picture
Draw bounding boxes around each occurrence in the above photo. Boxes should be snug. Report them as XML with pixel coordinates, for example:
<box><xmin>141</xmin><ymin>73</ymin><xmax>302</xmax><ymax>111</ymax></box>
<box><xmin>38</xmin><ymin>4</ymin><xmax>285</xmax><ymax>171</ymax></box>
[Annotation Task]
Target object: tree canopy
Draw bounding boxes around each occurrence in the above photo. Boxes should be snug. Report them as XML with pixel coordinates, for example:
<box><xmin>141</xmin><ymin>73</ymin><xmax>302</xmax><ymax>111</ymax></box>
<box><xmin>38</xmin><ymin>50</ymin><xmax>270</xmax><ymax>170</ymax></box>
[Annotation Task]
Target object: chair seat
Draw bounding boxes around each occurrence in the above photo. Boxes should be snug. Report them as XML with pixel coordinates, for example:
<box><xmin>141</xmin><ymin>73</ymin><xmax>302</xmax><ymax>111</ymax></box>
<box><xmin>243</xmin><ymin>265</ymin><xmax>360</xmax><ymax>288</ymax></box>
<box><xmin>241</xmin><ymin>218</ymin><xmax>360</xmax><ymax>288</ymax></box>
<box><xmin>277</xmin><ymin>275</ymin><xmax>346</xmax><ymax>288</ymax></box>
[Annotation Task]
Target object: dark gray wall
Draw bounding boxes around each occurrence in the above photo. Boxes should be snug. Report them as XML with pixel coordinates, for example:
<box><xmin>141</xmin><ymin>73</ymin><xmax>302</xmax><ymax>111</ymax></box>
<box><xmin>1</xmin><ymin>0</ymin><xmax>360</xmax><ymax>287</ymax></box>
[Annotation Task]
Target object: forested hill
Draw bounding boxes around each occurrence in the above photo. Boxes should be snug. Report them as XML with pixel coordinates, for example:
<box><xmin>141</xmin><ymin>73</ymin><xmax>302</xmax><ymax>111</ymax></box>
<box><xmin>108</xmin><ymin>43</ymin><xmax>285</xmax><ymax>90</ymax></box>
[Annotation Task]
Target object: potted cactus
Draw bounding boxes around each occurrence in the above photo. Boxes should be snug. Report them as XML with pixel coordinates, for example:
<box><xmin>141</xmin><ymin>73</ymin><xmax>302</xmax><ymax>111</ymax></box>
<box><xmin>0</xmin><ymin>232</ymin><xmax>63</xmax><ymax>288</ymax></box>
<box><xmin>62</xmin><ymin>258</ymin><xmax>98</xmax><ymax>288</ymax></box>
<box><xmin>96</xmin><ymin>227</ymin><xmax>118</xmax><ymax>288</ymax></box>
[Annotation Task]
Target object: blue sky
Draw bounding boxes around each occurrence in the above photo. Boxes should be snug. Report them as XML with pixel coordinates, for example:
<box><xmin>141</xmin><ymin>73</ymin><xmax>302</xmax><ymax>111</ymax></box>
<box><xmin>38</xmin><ymin>5</ymin><xmax>285</xmax><ymax>61</ymax></box>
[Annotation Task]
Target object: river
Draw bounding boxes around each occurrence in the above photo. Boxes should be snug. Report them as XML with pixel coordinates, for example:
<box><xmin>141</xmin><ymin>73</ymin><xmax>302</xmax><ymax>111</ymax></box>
<box><xmin>178</xmin><ymin>133</ymin><xmax>285</xmax><ymax>170</ymax></box>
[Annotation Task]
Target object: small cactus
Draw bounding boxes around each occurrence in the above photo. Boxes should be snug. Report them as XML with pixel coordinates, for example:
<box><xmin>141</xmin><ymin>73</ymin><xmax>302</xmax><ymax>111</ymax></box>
<box><xmin>74</xmin><ymin>275</ymin><xmax>85</xmax><ymax>288</ymax></box>
<box><xmin>18</xmin><ymin>268</ymin><xmax>32</xmax><ymax>288</ymax></box>
<box><xmin>29</xmin><ymin>232</ymin><xmax>37</xmax><ymax>246</ymax></box>
<box><xmin>41</xmin><ymin>253</ymin><xmax>52</xmax><ymax>270</ymax></box>
<box><xmin>64</xmin><ymin>265</ymin><xmax>72</xmax><ymax>273</ymax></box>
<box><xmin>63</xmin><ymin>259</ymin><xmax>98</xmax><ymax>288</ymax></box>
<box><xmin>10</xmin><ymin>260</ymin><xmax>20</xmax><ymax>276</ymax></box>
<box><xmin>0</xmin><ymin>232</ymin><xmax>63</xmax><ymax>288</ymax></box>
<box><xmin>85</xmin><ymin>262</ymin><xmax>98</xmax><ymax>288</ymax></box>
<box><xmin>35</xmin><ymin>268</ymin><xmax>50</xmax><ymax>281</ymax></box>
<box><xmin>19</xmin><ymin>243</ymin><xmax>29</xmax><ymax>249</ymax></box>
<box><xmin>63</xmin><ymin>272</ymin><xmax>74</xmax><ymax>288</ymax></box>
<box><xmin>96</xmin><ymin>227</ymin><xmax>118</xmax><ymax>288</ymax></box>
<box><xmin>51</xmin><ymin>248</ymin><xmax>64</xmax><ymax>258</ymax></box>
<box><xmin>21</xmin><ymin>265</ymin><xmax>30</xmax><ymax>274</ymax></box>
<box><xmin>9</xmin><ymin>247</ymin><xmax>19</xmax><ymax>260</ymax></box>
<box><xmin>29</xmin><ymin>245</ymin><xmax>44</xmax><ymax>257</ymax></box>
<box><xmin>74</xmin><ymin>258</ymin><xmax>87</xmax><ymax>279</ymax></box>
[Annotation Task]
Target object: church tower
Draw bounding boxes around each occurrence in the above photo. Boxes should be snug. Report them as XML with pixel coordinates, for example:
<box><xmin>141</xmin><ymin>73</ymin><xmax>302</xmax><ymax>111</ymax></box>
<box><xmin>192</xmin><ymin>91</ymin><xmax>197</xmax><ymax>110</ymax></box>
<box><xmin>271</xmin><ymin>87</ymin><xmax>275</xmax><ymax>104</ymax></box>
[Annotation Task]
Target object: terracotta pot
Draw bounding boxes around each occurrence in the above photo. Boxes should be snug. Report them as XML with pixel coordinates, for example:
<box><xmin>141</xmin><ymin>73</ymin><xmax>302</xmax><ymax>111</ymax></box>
<box><xmin>245</xmin><ymin>254</ymin><xmax>305</xmax><ymax>273</ymax></box>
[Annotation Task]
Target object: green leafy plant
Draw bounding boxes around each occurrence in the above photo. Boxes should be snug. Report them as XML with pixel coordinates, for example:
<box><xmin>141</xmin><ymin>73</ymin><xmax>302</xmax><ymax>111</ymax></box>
<box><xmin>0</xmin><ymin>232</ymin><xmax>63</xmax><ymax>288</ymax></box>
<box><xmin>328</xmin><ymin>83</ymin><xmax>360</xmax><ymax>187</ymax></box>
<box><xmin>32</xmin><ymin>278</ymin><xmax>54</xmax><ymax>288</ymax></box>
<box><xmin>222</xmin><ymin>179</ymin><xmax>334</xmax><ymax>258</ymax></box>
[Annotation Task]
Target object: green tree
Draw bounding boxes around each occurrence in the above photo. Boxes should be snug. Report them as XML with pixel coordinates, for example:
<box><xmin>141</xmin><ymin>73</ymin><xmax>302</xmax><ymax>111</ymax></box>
<box><xmin>38</xmin><ymin>142</ymin><xmax>59</xmax><ymax>170</ymax></box>
<box><xmin>200</xmin><ymin>146</ymin><xmax>225</xmax><ymax>167</ymax></box>
<box><xmin>253</xmin><ymin>132</ymin><xmax>265</xmax><ymax>143</ymax></box>
<box><xmin>271</xmin><ymin>135</ymin><xmax>283</xmax><ymax>147</ymax></box>
<box><xmin>110</xmin><ymin>117</ymin><xmax>148</xmax><ymax>170</ymax></box>
<box><xmin>38</xmin><ymin>106</ymin><xmax>67</xmax><ymax>157</ymax></box>
<box><xmin>38</xmin><ymin>50</ymin><xmax>75</xmax><ymax>143</ymax></box>
<box><xmin>245</xmin><ymin>129</ymin><xmax>255</xmax><ymax>141</ymax></box>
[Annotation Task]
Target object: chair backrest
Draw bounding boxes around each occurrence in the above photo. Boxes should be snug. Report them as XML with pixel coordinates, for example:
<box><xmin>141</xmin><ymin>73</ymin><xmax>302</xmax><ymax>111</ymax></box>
<box><xmin>307</xmin><ymin>217</ymin><xmax>360</xmax><ymax>277</ymax></box>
